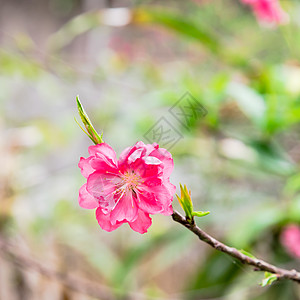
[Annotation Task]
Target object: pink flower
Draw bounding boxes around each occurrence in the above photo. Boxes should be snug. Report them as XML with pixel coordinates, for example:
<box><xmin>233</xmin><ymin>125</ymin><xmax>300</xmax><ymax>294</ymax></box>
<box><xmin>281</xmin><ymin>224</ymin><xmax>300</xmax><ymax>259</ymax></box>
<box><xmin>78</xmin><ymin>141</ymin><xmax>176</xmax><ymax>234</ymax></box>
<box><xmin>241</xmin><ymin>0</ymin><xmax>289</xmax><ymax>25</ymax></box>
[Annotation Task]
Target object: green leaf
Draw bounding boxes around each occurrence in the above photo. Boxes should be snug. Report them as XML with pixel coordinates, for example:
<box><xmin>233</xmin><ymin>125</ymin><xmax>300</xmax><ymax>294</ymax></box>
<box><xmin>260</xmin><ymin>272</ymin><xmax>278</xmax><ymax>287</ymax></box>
<box><xmin>192</xmin><ymin>211</ymin><xmax>210</xmax><ymax>218</ymax></box>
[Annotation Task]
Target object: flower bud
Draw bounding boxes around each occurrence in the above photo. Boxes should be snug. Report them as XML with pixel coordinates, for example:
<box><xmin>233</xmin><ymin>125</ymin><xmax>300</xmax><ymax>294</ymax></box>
<box><xmin>176</xmin><ymin>184</ymin><xmax>210</xmax><ymax>222</ymax></box>
<box><xmin>76</xmin><ymin>96</ymin><xmax>103</xmax><ymax>144</ymax></box>
<box><xmin>176</xmin><ymin>184</ymin><xmax>194</xmax><ymax>222</ymax></box>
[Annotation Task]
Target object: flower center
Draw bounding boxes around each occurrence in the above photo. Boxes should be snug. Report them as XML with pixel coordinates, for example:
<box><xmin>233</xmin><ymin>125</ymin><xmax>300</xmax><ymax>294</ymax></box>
<box><xmin>121</xmin><ymin>171</ymin><xmax>141</xmax><ymax>190</ymax></box>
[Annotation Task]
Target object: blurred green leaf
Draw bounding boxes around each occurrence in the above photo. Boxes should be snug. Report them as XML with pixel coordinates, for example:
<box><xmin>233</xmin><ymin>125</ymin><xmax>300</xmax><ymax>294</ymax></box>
<box><xmin>284</xmin><ymin>173</ymin><xmax>300</xmax><ymax>195</ymax></box>
<box><xmin>134</xmin><ymin>8</ymin><xmax>220</xmax><ymax>54</ymax></box>
<box><xmin>48</xmin><ymin>11</ymin><xmax>102</xmax><ymax>50</ymax></box>
<box><xmin>260</xmin><ymin>272</ymin><xmax>278</xmax><ymax>287</ymax></box>
<box><xmin>227</xmin><ymin>202</ymin><xmax>285</xmax><ymax>248</ymax></box>
<box><xmin>0</xmin><ymin>50</ymin><xmax>42</xmax><ymax>79</ymax></box>
<box><xmin>239</xmin><ymin>249</ymin><xmax>256</xmax><ymax>259</ymax></box>
<box><xmin>48</xmin><ymin>7</ymin><xmax>220</xmax><ymax>55</ymax></box>
<box><xmin>112</xmin><ymin>229</ymin><xmax>181</xmax><ymax>291</ymax></box>
<box><xmin>247</xmin><ymin>139</ymin><xmax>296</xmax><ymax>177</ymax></box>
<box><xmin>226</xmin><ymin>81</ymin><xmax>266</xmax><ymax>127</ymax></box>
<box><xmin>187</xmin><ymin>251</ymin><xmax>242</xmax><ymax>296</ymax></box>
<box><xmin>287</xmin><ymin>196</ymin><xmax>300</xmax><ymax>223</ymax></box>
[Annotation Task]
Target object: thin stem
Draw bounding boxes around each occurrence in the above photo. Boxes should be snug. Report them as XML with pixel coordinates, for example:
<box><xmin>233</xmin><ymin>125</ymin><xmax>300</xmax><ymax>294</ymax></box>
<box><xmin>172</xmin><ymin>210</ymin><xmax>300</xmax><ymax>283</ymax></box>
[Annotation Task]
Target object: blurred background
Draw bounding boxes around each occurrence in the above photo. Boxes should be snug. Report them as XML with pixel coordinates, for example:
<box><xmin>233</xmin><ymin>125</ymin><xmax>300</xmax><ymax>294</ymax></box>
<box><xmin>1</xmin><ymin>0</ymin><xmax>300</xmax><ymax>299</ymax></box>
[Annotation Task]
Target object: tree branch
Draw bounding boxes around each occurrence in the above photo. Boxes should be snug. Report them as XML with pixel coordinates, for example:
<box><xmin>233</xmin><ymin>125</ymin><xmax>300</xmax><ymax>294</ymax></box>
<box><xmin>172</xmin><ymin>210</ymin><xmax>300</xmax><ymax>283</ymax></box>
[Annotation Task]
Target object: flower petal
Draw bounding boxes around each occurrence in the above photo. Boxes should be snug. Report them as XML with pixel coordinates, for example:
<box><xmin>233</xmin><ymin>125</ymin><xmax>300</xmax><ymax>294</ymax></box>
<box><xmin>133</xmin><ymin>159</ymin><xmax>162</xmax><ymax>179</ymax></box>
<box><xmin>161</xmin><ymin>204</ymin><xmax>173</xmax><ymax>216</ymax></box>
<box><xmin>127</xmin><ymin>148</ymin><xmax>143</xmax><ymax>163</ymax></box>
<box><xmin>78</xmin><ymin>183</ymin><xmax>99</xmax><ymax>209</ymax></box>
<box><xmin>87</xmin><ymin>171</ymin><xmax>121</xmax><ymax>210</ymax></box>
<box><xmin>139</xmin><ymin>183</ymin><xmax>174</xmax><ymax>213</ymax></box>
<box><xmin>164</xmin><ymin>180</ymin><xmax>176</xmax><ymax>198</ymax></box>
<box><xmin>88</xmin><ymin>143</ymin><xmax>117</xmax><ymax>161</ymax></box>
<box><xmin>148</xmin><ymin>147</ymin><xmax>174</xmax><ymax>178</ymax></box>
<box><xmin>136</xmin><ymin>189</ymin><xmax>163</xmax><ymax>214</ymax></box>
<box><xmin>118</xmin><ymin>142</ymin><xmax>164</xmax><ymax>178</ymax></box>
<box><xmin>96</xmin><ymin>207</ymin><xmax>125</xmax><ymax>232</ymax></box>
<box><xmin>128</xmin><ymin>210</ymin><xmax>152</xmax><ymax>234</ymax></box>
<box><xmin>88</xmin><ymin>143</ymin><xmax>118</xmax><ymax>168</ymax></box>
<box><xmin>78</xmin><ymin>157</ymin><xmax>95</xmax><ymax>178</ymax></box>
<box><xmin>90</xmin><ymin>157</ymin><xmax>119</xmax><ymax>174</ymax></box>
<box><xmin>110</xmin><ymin>192</ymin><xmax>138</xmax><ymax>224</ymax></box>
<box><xmin>156</xmin><ymin>184</ymin><xmax>175</xmax><ymax>212</ymax></box>
<box><xmin>119</xmin><ymin>141</ymin><xmax>145</xmax><ymax>164</ymax></box>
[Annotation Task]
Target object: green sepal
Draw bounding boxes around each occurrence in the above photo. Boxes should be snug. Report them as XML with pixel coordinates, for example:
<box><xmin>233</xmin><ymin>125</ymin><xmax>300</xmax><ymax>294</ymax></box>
<box><xmin>76</xmin><ymin>96</ymin><xmax>103</xmax><ymax>144</ymax></box>
<box><xmin>260</xmin><ymin>272</ymin><xmax>278</xmax><ymax>287</ymax></box>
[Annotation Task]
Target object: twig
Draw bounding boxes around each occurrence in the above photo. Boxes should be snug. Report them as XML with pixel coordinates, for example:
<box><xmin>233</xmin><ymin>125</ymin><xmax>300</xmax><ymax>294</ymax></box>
<box><xmin>172</xmin><ymin>210</ymin><xmax>300</xmax><ymax>283</ymax></box>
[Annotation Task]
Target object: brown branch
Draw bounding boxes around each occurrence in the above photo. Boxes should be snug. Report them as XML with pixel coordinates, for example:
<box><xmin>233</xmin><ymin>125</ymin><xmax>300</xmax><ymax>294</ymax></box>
<box><xmin>0</xmin><ymin>235</ymin><xmax>117</xmax><ymax>300</ymax></box>
<box><xmin>172</xmin><ymin>210</ymin><xmax>300</xmax><ymax>283</ymax></box>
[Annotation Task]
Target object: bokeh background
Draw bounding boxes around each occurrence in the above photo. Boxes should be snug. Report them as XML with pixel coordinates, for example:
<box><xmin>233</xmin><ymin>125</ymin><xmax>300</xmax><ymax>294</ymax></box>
<box><xmin>1</xmin><ymin>0</ymin><xmax>300</xmax><ymax>299</ymax></box>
